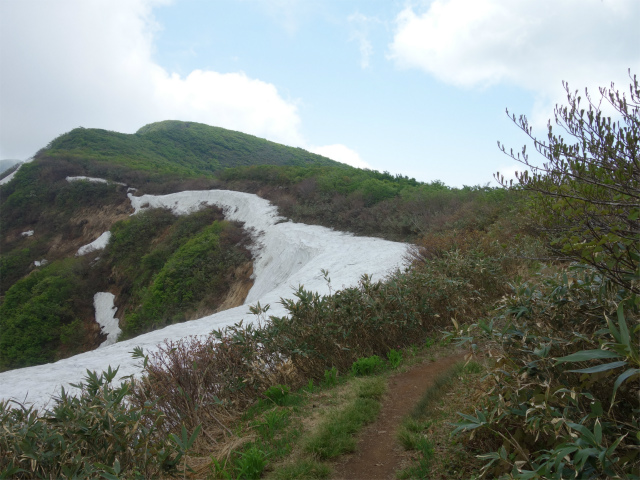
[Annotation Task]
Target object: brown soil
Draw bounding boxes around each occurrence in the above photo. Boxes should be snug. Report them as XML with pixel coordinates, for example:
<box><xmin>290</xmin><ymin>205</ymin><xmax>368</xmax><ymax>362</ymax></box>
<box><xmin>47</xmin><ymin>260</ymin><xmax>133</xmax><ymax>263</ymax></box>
<box><xmin>191</xmin><ymin>261</ymin><xmax>255</xmax><ymax>319</ymax></box>
<box><xmin>332</xmin><ymin>353</ymin><xmax>465</xmax><ymax>480</ymax></box>
<box><xmin>48</xmin><ymin>202</ymin><xmax>133</xmax><ymax>257</ymax></box>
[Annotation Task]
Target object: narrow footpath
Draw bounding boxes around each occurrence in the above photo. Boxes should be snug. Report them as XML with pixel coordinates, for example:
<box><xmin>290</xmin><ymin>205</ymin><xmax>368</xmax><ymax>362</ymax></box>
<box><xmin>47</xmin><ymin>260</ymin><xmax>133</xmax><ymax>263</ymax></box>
<box><xmin>332</xmin><ymin>353</ymin><xmax>465</xmax><ymax>480</ymax></box>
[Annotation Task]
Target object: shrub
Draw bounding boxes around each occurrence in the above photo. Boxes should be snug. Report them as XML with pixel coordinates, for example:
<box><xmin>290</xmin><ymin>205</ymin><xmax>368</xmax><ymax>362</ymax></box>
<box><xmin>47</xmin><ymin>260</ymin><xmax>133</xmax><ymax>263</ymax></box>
<box><xmin>0</xmin><ymin>367</ymin><xmax>196</xmax><ymax>479</ymax></box>
<box><xmin>452</xmin><ymin>268</ymin><xmax>639</xmax><ymax>478</ymax></box>
<box><xmin>130</xmin><ymin>329</ymin><xmax>297</xmax><ymax>439</ymax></box>
<box><xmin>235</xmin><ymin>445</ymin><xmax>269</xmax><ymax>479</ymax></box>
<box><xmin>387</xmin><ymin>349</ymin><xmax>402</xmax><ymax>369</ymax></box>
<box><xmin>498</xmin><ymin>73</ymin><xmax>640</xmax><ymax>294</ymax></box>
<box><xmin>263</xmin><ymin>384</ymin><xmax>291</xmax><ymax>406</ymax></box>
<box><xmin>0</xmin><ymin>258</ymin><xmax>90</xmax><ymax>369</ymax></box>
<box><xmin>351</xmin><ymin>355</ymin><xmax>384</xmax><ymax>376</ymax></box>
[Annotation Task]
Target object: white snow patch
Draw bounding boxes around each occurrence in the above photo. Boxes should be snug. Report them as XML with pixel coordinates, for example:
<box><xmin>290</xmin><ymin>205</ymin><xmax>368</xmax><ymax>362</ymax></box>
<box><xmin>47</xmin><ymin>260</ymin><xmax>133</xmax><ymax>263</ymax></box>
<box><xmin>34</xmin><ymin>259</ymin><xmax>48</xmax><ymax>267</ymax></box>
<box><xmin>21</xmin><ymin>230</ymin><xmax>34</xmax><ymax>237</ymax></box>
<box><xmin>94</xmin><ymin>293</ymin><xmax>122</xmax><ymax>348</ymax></box>
<box><xmin>66</xmin><ymin>176</ymin><xmax>126</xmax><ymax>186</ymax></box>
<box><xmin>77</xmin><ymin>232</ymin><xmax>111</xmax><ymax>256</ymax></box>
<box><xmin>0</xmin><ymin>190</ymin><xmax>409</xmax><ymax>408</ymax></box>
<box><xmin>0</xmin><ymin>164</ymin><xmax>21</xmax><ymax>185</ymax></box>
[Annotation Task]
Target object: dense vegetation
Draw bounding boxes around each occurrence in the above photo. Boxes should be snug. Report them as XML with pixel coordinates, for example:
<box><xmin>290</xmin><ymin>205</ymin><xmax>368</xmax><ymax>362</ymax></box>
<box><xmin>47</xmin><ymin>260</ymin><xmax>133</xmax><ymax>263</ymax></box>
<box><xmin>104</xmin><ymin>207</ymin><xmax>252</xmax><ymax>338</ymax></box>
<box><xmin>0</xmin><ymin>205</ymin><xmax>251</xmax><ymax>370</ymax></box>
<box><xmin>0</xmin><ymin>160</ymin><xmax>131</xmax><ymax>295</ymax></box>
<box><xmin>217</xmin><ymin>164</ymin><xmax>510</xmax><ymax>240</ymax></box>
<box><xmin>447</xmin><ymin>74</ymin><xmax>639</xmax><ymax>478</ymax></box>
<box><xmin>0</xmin><ymin>257</ymin><xmax>94</xmax><ymax>368</ymax></box>
<box><xmin>44</xmin><ymin>120</ymin><xmax>340</xmax><ymax>181</ymax></box>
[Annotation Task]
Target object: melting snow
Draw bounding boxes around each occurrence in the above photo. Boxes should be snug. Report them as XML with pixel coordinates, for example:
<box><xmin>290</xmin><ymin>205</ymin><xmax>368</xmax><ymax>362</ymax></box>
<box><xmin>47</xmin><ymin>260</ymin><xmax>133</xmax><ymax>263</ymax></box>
<box><xmin>0</xmin><ymin>190</ymin><xmax>409</xmax><ymax>408</ymax></box>
<box><xmin>66</xmin><ymin>176</ymin><xmax>126</xmax><ymax>186</ymax></box>
<box><xmin>21</xmin><ymin>230</ymin><xmax>34</xmax><ymax>237</ymax></box>
<box><xmin>94</xmin><ymin>293</ymin><xmax>122</xmax><ymax>348</ymax></box>
<box><xmin>0</xmin><ymin>165</ymin><xmax>20</xmax><ymax>185</ymax></box>
<box><xmin>77</xmin><ymin>232</ymin><xmax>111</xmax><ymax>256</ymax></box>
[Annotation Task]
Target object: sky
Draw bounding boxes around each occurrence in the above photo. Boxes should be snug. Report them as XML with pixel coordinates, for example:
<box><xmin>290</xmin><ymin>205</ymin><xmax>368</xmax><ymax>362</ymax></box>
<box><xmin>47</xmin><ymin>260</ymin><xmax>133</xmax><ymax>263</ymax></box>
<box><xmin>1</xmin><ymin>0</ymin><xmax>638</xmax><ymax>187</ymax></box>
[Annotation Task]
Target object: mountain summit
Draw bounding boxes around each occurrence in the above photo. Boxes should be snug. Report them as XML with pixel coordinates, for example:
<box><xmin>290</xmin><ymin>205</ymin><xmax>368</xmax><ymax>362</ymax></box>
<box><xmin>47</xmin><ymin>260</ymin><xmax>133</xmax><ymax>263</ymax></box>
<box><xmin>44</xmin><ymin>120</ymin><xmax>340</xmax><ymax>180</ymax></box>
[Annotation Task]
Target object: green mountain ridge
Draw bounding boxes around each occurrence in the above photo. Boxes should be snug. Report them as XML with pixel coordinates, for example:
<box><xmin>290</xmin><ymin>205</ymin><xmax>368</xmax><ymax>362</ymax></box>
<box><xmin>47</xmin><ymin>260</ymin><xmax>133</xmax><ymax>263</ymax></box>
<box><xmin>44</xmin><ymin>120</ymin><xmax>342</xmax><ymax>181</ymax></box>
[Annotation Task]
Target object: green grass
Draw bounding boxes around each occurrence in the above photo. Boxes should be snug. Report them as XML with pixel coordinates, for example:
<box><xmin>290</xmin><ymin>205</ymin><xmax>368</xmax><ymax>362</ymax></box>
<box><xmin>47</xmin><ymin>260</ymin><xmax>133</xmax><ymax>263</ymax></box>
<box><xmin>267</xmin><ymin>459</ymin><xmax>331</xmax><ymax>480</ymax></box>
<box><xmin>304</xmin><ymin>377</ymin><xmax>385</xmax><ymax>459</ymax></box>
<box><xmin>394</xmin><ymin>361</ymin><xmax>485</xmax><ymax>479</ymax></box>
<box><xmin>409</xmin><ymin>361</ymin><xmax>477</xmax><ymax>419</ymax></box>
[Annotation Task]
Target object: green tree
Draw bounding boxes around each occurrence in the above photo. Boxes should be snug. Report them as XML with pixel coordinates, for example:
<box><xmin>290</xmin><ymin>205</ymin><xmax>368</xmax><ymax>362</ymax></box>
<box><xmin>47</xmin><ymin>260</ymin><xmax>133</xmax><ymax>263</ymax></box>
<box><xmin>498</xmin><ymin>72</ymin><xmax>639</xmax><ymax>293</ymax></box>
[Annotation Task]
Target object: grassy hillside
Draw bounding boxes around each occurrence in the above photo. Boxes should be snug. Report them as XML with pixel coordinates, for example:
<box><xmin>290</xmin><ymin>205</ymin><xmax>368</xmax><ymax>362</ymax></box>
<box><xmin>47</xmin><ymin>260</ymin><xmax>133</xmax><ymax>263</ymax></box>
<box><xmin>43</xmin><ymin>120</ymin><xmax>341</xmax><ymax>181</ymax></box>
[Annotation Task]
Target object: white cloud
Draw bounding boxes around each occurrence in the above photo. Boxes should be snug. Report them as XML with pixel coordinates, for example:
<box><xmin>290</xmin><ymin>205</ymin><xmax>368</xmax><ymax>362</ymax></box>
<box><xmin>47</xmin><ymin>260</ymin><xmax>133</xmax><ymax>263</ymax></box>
<box><xmin>348</xmin><ymin>13</ymin><xmax>380</xmax><ymax>69</ymax></box>
<box><xmin>243</xmin><ymin>0</ymin><xmax>309</xmax><ymax>35</ymax></box>
<box><xmin>310</xmin><ymin>144</ymin><xmax>372</xmax><ymax>169</ymax></box>
<box><xmin>0</xmin><ymin>0</ymin><xmax>303</xmax><ymax>159</ymax></box>
<box><xmin>389</xmin><ymin>0</ymin><xmax>640</xmax><ymax>124</ymax></box>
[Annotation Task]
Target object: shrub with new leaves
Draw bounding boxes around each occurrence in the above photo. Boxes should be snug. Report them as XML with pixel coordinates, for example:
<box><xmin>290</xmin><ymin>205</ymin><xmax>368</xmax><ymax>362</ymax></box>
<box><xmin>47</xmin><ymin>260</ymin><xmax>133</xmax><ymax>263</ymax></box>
<box><xmin>451</xmin><ymin>74</ymin><xmax>640</xmax><ymax>478</ymax></box>
<box><xmin>498</xmin><ymin>71</ymin><xmax>639</xmax><ymax>294</ymax></box>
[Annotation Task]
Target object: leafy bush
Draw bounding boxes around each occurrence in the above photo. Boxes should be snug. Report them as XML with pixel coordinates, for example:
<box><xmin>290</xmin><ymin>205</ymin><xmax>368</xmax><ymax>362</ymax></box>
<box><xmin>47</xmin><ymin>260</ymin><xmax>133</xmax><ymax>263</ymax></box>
<box><xmin>351</xmin><ymin>355</ymin><xmax>384</xmax><ymax>376</ymax></box>
<box><xmin>498</xmin><ymin>72</ymin><xmax>640</xmax><ymax>294</ymax></box>
<box><xmin>255</xmin><ymin>247</ymin><xmax>506</xmax><ymax>380</ymax></box>
<box><xmin>104</xmin><ymin>207</ymin><xmax>251</xmax><ymax>337</ymax></box>
<box><xmin>235</xmin><ymin>445</ymin><xmax>269</xmax><ymax>479</ymax></box>
<box><xmin>0</xmin><ymin>258</ymin><xmax>91</xmax><ymax>369</ymax></box>
<box><xmin>387</xmin><ymin>349</ymin><xmax>403</xmax><ymax>369</ymax></box>
<box><xmin>0</xmin><ymin>367</ymin><xmax>197</xmax><ymax>479</ymax></box>
<box><xmin>452</xmin><ymin>267</ymin><xmax>639</xmax><ymax>478</ymax></box>
<box><xmin>130</xmin><ymin>330</ymin><xmax>296</xmax><ymax>439</ymax></box>
<box><xmin>263</xmin><ymin>384</ymin><xmax>291</xmax><ymax>406</ymax></box>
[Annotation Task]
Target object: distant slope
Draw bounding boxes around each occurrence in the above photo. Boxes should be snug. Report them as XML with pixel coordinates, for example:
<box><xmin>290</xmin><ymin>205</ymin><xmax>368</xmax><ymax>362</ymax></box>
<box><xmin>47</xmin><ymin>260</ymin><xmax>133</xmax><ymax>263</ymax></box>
<box><xmin>0</xmin><ymin>121</ymin><xmax>344</xmax><ymax>370</ymax></box>
<box><xmin>0</xmin><ymin>160</ymin><xmax>21</xmax><ymax>175</ymax></box>
<box><xmin>44</xmin><ymin>120</ymin><xmax>342</xmax><ymax>180</ymax></box>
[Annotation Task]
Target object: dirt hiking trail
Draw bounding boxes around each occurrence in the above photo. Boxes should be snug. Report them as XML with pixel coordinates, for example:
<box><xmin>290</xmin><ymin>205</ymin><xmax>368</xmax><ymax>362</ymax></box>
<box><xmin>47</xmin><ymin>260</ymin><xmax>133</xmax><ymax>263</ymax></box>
<box><xmin>332</xmin><ymin>353</ymin><xmax>465</xmax><ymax>480</ymax></box>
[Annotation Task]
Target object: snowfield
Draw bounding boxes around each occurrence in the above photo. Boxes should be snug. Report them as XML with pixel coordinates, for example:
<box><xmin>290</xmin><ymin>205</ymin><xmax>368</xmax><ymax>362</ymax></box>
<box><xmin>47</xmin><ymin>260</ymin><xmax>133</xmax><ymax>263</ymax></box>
<box><xmin>77</xmin><ymin>231</ymin><xmax>111</xmax><ymax>256</ymax></box>
<box><xmin>94</xmin><ymin>293</ymin><xmax>122</xmax><ymax>348</ymax></box>
<box><xmin>0</xmin><ymin>190</ymin><xmax>409</xmax><ymax>408</ymax></box>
